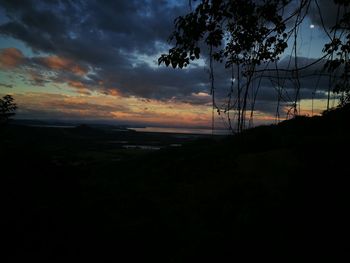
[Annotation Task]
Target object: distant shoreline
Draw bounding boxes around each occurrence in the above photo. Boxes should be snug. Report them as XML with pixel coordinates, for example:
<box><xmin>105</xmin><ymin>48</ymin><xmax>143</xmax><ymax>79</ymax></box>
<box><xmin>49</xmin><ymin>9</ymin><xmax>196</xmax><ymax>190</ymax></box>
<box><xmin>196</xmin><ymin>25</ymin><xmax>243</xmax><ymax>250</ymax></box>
<box><xmin>129</xmin><ymin>126</ymin><xmax>231</xmax><ymax>135</ymax></box>
<box><xmin>11</xmin><ymin>119</ymin><xmax>232</xmax><ymax>136</ymax></box>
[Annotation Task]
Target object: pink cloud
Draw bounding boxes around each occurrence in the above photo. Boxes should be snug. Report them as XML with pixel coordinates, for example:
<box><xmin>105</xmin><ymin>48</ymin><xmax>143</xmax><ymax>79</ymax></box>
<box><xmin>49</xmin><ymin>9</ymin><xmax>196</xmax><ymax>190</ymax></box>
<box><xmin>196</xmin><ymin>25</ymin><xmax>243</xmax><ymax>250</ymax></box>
<box><xmin>0</xmin><ymin>48</ymin><xmax>24</xmax><ymax>69</ymax></box>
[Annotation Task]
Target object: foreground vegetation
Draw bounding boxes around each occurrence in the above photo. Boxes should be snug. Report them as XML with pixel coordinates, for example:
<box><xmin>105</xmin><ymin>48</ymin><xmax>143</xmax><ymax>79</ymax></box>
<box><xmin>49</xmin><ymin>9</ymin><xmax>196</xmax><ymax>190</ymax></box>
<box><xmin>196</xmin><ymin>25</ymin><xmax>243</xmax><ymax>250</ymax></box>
<box><xmin>2</xmin><ymin>105</ymin><xmax>350</xmax><ymax>261</ymax></box>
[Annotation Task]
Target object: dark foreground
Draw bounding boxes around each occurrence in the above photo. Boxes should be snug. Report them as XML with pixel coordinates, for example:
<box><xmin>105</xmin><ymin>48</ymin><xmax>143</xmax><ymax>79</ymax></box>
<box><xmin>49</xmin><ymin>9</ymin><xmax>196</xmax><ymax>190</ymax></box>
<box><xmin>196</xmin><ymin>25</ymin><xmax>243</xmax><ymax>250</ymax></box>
<box><xmin>2</xmin><ymin>106</ymin><xmax>350</xmax><ymax>261</ymax></box>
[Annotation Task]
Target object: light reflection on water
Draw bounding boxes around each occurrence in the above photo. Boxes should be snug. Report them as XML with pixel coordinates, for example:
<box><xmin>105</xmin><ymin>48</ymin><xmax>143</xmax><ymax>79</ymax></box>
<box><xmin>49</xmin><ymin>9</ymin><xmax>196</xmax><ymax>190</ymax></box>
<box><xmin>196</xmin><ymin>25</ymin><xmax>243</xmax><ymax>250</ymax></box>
<box><xmin>123</xmin><ymin>145</ymin><xmax>161</xmax><ymax>150</ymax></box>
<box><xmin>29</xmin><ymin>125</ymin><xmax>75</xmax><ymax>128</ymax></box>
<box><xmin>129</xmin><ymin>127</ymin><xmax>231</xmax><ymax>135</ymax></box>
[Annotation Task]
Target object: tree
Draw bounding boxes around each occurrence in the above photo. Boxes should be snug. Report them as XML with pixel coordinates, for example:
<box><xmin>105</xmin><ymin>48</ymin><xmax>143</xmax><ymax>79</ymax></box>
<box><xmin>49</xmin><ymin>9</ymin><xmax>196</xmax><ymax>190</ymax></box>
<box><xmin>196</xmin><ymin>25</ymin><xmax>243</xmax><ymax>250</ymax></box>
<box><xmin>323</xmin><ymin>0</ymin><xmax>350</xmax><ymax>107</ymax></box>
<box><xmin>159</xmin><ymin>0</ymin><xmax>350</xmax><ymax>132</ymax></box>
<box><xmin>0</xmin><ymin>95</ymin><xmax>17</xmax><ymax>125</ymax></box>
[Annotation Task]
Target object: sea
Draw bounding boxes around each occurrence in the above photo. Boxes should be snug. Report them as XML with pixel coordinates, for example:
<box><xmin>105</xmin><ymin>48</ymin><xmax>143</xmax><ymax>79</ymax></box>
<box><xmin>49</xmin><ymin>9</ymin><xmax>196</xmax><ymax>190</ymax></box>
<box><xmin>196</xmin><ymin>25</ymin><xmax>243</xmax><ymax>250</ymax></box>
<box><xmin>129</xmin><ymin>127</ymin><xmax>231</xmax><ymax>135</ymax></box>
<box><xmin>26</xmin><ymin>123</ymin><xmax>231</xmax><ymax>135</ymax></box>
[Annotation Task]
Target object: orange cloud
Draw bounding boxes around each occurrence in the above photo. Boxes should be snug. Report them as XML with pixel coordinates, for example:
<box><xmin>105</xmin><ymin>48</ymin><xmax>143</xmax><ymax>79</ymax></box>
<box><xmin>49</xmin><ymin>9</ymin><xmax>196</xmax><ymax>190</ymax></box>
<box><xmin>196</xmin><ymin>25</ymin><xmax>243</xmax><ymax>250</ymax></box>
<box><xmin>102</xmin><ymin>89</ymin><xmax>121</xmax><ymax>97</ymax></box>
<box><xmin>8</xmin><ymin>92</ymin><xmax>123</xmax><ymax>119</ymax></box>
<box><xmin>28</xmin><ymin>69</ymin><xmax>47</xmax><ymax>86</ymax></box>
<box><xmin>68</xmin><ymin>80</ymin><xmax>85</xmax><ymax>89</ymax></box>
<box><xmin>3</xmin><ymin>90</ymin><xmax>287</xmax><ymax>128</ymax></box>
<box><xmin>7</xmin><ymin>91</ymin><xmax>213</xmax><ymax>126</ymax></box>
<box><xmin>67</xmin><ymin>81</ymin><xmax>91</xmax><ymax>95</ymax></box>
<box><xmin>0</xmin><ymin>48</ymin><xmax>24</xmax><ymax>69</ymax></box>
<box><xmin>40</xmin><ymin>56</ymin><xmax>88</xmax><ymax>76</ymax></box>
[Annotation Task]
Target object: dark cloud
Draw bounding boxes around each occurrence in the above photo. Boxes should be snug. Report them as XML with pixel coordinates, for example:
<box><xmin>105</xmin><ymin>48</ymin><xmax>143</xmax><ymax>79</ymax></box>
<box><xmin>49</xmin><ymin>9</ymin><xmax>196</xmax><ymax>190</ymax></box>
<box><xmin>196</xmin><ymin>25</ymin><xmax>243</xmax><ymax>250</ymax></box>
<box><xmin>107</xmin><ymin>65</ymin><xmax>209</xmax><ymax>99</ymax></box>
<box><xmin>254</xmin><ymin>56</ymin><xmax>332</xmax><ymax>92</ymax></box>
<box><xmin>0</xmin><ymin>0</ymin><xmax>204</xmax><ymax>99</ymax></box>
<box><xmin>0</xmin><ymin>0</ymin><xmax>185</xmax><ymax>55</ymax></box>
<box><xmin>184</xmin><ymin>55</ymin><xmax>333</xmax><ymax>114</ymax></box>
<box><xmin>0</xmin><ymin>0</ymin><xmax>34</xmax><ymax>12</ymax></box>
<box><xmin>309</xmin><ymin>0</ymin><xmax>345</xmax><ymax>29</ymax></box>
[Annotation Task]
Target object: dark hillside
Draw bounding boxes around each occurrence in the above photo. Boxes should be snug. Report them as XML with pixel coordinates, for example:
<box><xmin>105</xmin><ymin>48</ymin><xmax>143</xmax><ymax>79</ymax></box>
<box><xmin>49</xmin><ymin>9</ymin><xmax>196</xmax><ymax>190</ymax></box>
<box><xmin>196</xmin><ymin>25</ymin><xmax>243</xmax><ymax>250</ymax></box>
<box><xmin>2</xmin><ymin>105</ymin><xmax>350</xmax><ymax>261</ymax></box>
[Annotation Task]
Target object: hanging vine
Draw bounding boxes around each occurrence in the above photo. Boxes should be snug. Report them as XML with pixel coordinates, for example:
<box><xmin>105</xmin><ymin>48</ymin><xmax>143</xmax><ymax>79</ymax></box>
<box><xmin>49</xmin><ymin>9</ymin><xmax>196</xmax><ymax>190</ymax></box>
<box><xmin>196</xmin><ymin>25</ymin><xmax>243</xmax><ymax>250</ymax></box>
<box><xmin>159</xmin><ymin>0</ymin><xmax>350</xmax><ymax>132</ymax></box>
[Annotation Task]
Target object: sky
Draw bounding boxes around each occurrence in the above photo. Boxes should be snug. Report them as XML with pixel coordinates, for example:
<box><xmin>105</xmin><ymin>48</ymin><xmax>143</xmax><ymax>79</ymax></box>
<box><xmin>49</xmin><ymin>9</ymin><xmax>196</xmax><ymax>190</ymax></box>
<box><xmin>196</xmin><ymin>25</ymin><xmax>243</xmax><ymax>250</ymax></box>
<box><xmin>0</xmin><ymin>0</ymin><xmax>342</xmax><ymax>128</ymax></box>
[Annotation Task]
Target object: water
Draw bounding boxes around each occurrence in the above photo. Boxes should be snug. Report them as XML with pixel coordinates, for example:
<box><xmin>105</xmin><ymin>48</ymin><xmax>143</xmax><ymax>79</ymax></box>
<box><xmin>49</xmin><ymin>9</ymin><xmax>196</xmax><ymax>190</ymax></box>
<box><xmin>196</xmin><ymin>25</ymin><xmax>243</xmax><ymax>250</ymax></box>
<box><xmin>29</xmin><ymin>124</ymin><xmax>75</xmax><ymax>128</ymax></box>
<box><xmin>27</xmin><ymin>124</ymin><xmax>231</xmax><ymax>135</ymax></box>
<box><xmin>129</xmin><ymin>127</ymin><xmax>231</xmax><ymax>135</ymax></box>
<box><xmin>123</xmin><ymin>145</ymin><xmax>161</xmax><ymax>150</ymax></box>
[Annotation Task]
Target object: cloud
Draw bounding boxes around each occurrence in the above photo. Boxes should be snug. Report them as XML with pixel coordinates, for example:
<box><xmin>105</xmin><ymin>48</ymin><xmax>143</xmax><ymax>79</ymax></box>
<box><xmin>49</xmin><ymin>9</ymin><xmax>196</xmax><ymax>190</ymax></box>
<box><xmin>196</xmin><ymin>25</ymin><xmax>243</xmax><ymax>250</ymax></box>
<box><xmin>0</xmin><ymin>47</ymin><xmax>93</xmax><ymax>90</ymax></box>
<box><xmin>0</xmin><ymin>0</ymin><xmax>208</xmax><ymax>100</ymax></box>
<box><xmin>0</xmin><ymin>0</ymin><xmax>336</xmax><ymax>122</ymax></box>
<box><xmin>0</xmin><ymin>47</ymin><xmax>89</xmax><ymax>75</ymax></box>
<box><xmin>2</xmin><ymin>91</ymin><xmax>215</xmax><ymax>127</ymax></box>
<box><xmin>27</xmin><ymin>69</ymin><xmax>50</xmax><ymax>86</ymax></box>
<box><xmin>256</xmin><ymin>56</ymin><xmax>333</xmax><ymax>95</ymax></box>
<box><xmin>65</xmin><ymin>80</ymin><xmax>92</xmax><ymax>95</ymax></box>
<box><xmin>6</xmin><ymin>92</ymin><xmax>130</xmax><ymax>120</ymax></box>
<box><xmin>34</xmin><ymin>56</ymin><xmax>88</xmax><ymax>76</ymax></box>
<box><xmin>0</xmin><ymin>0</ymin><xmax>186</xmax><ymax>57</ymax></box>
<box><xmin>308</xmin><ymin>0</ymin><xmax>345</xmax><ymax>29</ymax></box>
<box><xmin>0</xmin><ymin>47</ymin><xmax>24</xmax><ymax>69</ymax></box>
<box><xmin>0</xmin><ymin>82</ymin><xmax>13</xmax><ymax>88</ymax></box>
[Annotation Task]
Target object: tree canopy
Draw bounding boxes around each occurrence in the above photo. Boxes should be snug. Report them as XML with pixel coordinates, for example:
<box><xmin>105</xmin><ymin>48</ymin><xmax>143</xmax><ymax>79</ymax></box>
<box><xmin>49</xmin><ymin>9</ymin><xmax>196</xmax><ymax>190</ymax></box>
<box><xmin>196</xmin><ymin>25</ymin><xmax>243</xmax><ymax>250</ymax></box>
<box><xmin>159</xmin><ymin>0</ymin><xmax>350</xmax><ymax>132</ymax></box>
<box><xmin>0</xmin><ymin>95</ymin><xmax>17</xmax><ymax>125</ymax></box>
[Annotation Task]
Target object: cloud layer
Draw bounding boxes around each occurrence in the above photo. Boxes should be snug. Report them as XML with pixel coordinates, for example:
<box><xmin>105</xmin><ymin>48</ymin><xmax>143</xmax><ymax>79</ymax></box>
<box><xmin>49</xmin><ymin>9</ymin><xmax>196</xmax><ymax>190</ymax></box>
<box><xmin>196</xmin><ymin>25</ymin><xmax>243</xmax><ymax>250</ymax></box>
<box><xmin>0</xmin><ymin>0</ymin><xmax>339</xmax><ymax>124</ymax></box>
<box><xmin>0</xmin><ymin>0</ymin><xmax>200</xmax><ymax>98</ymax></box>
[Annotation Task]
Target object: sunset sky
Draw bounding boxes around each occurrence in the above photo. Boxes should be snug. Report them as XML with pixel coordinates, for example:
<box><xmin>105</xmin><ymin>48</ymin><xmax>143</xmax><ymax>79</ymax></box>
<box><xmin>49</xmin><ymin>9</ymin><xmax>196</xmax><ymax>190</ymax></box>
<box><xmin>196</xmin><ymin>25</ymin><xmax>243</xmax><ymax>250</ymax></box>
<box><xmin>0</xmin><ymin>0</ymin><xmax>341</xmax><ymax>128</ymax></box>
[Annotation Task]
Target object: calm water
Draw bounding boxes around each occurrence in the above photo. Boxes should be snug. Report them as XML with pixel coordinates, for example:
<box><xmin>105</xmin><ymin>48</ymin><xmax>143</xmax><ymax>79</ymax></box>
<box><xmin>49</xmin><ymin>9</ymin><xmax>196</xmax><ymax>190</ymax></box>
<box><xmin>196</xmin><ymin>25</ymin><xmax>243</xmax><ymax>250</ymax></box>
<box><xmin>29</xmin><ymin>124</ymin><xmax>75</xmax><ymax>128</ymax></box>
<box><xmin>123</xmin><ymin>145</ymin><xmax>161</xmax><ymax>150</ymax></box>
<box><xmin>27</xmin><ymin>124</ymin><xmax>231</xmax><ymax>135</ymax></box>
<box><xmin>129</xmin><ymin>127</ymin><xmax>231</xmax><ymax>135</ymax></box>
